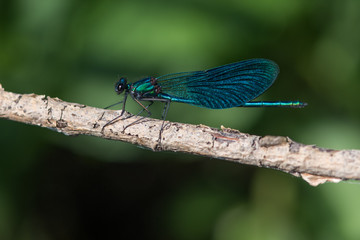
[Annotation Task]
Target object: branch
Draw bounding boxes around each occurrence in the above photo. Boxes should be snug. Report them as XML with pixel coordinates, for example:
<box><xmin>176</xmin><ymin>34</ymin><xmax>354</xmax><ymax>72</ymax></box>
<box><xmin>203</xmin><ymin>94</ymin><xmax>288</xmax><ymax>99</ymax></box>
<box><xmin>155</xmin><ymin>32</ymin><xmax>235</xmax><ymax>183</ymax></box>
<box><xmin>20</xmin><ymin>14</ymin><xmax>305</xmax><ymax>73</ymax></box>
<box><xmin>1</xmin><ymin>83</ymin><xmax>359</xmax><ymax>186</ymax></box>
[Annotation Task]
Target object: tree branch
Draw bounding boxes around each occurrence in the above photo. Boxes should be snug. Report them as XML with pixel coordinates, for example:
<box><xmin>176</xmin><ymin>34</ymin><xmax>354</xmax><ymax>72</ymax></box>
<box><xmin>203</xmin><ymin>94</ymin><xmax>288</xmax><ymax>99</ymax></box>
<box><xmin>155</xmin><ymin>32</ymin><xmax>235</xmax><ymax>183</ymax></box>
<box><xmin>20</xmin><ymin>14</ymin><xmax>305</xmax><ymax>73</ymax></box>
<box><xmin>1</xmin><ymin>83</ymin><xmax>359</xmax><ymax>186</ymax></box>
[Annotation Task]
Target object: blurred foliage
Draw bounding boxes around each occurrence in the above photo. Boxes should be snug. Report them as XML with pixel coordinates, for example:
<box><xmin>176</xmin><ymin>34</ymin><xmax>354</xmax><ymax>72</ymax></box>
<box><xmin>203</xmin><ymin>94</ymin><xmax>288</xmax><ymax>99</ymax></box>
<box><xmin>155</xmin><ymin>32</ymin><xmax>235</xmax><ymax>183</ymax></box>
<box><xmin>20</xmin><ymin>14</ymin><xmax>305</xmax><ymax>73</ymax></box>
<box><xmin>1</xmin><ymin>0</ymin><xmax>360</xmax><ymax>239</ymax></box>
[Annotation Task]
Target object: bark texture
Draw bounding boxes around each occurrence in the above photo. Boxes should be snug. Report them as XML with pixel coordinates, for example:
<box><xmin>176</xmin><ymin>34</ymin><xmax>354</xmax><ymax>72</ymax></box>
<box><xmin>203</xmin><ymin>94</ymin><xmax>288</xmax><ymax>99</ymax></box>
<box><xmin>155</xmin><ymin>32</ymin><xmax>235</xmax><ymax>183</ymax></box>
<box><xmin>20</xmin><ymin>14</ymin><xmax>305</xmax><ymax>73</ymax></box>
<box><xmin>1</xmin><ymin>84</ymin><xmax>358</xmax><ymax>186</ymax></box>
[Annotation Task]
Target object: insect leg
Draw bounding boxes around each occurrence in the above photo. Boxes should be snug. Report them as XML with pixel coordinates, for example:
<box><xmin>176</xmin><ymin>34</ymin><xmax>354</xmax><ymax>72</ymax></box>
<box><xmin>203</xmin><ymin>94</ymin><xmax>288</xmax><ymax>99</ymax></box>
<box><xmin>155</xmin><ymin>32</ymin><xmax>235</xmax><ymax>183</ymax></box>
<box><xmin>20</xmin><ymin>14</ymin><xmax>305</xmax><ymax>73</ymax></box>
<box><xmin>141</xmin><ymin>98</ymin><xmax>172</xmax><ymax>145</ymax></box>
<box><xmin>132</xmin><ymin>97</ymin><xmax>171</xmax><ymax>141</ymax></box>
<box><xmin>102</xmin><ymin>91</ymin><xmax>129</xmax><ymax>132</ymax></box>
<box><xmin>158</xmin><ymin>99</ymin><xmax>171</xmax><ymax>144</ymax></box>
<box><xmin>103</xmin><ymin>101</ymin><xmax>124</xmax><ymax>109</ymax></box>
<box><xmin>122</xmin><ymin>99</ymin><xmax>154</xmax><ymax>131</ymax></box>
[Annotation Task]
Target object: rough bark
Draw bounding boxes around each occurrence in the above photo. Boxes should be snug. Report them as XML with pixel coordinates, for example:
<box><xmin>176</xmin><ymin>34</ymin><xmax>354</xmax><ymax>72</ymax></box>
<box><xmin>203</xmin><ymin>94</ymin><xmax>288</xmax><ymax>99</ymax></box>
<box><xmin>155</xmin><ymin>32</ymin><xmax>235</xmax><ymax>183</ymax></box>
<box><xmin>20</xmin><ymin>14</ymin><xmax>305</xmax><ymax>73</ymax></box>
<box><xmin>1</xmin><ymin>84</ymin><xmax>358</xmax><ymax>186</ymax></box>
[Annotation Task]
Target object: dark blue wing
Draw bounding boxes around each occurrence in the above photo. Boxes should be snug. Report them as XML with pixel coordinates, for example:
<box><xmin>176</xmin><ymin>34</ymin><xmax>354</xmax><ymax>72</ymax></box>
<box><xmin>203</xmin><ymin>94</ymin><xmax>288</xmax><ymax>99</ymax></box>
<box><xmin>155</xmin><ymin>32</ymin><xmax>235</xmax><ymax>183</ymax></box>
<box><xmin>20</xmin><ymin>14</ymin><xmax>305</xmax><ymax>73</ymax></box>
<box><xmin>156</xmin><ymin>59</ymin><xmax>279</xmax><ymax>109</ymax></box>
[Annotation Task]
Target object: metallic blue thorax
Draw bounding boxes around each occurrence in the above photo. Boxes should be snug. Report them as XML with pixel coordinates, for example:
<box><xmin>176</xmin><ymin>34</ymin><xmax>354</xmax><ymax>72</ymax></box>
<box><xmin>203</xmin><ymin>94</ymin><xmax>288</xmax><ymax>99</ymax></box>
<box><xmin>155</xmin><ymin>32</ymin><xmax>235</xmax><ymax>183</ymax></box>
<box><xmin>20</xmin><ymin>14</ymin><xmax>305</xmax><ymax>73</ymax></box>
<box><xmin>130</xmin><ymin>77</ymin><xmax>158</xmax><ymax>98</ymax></box>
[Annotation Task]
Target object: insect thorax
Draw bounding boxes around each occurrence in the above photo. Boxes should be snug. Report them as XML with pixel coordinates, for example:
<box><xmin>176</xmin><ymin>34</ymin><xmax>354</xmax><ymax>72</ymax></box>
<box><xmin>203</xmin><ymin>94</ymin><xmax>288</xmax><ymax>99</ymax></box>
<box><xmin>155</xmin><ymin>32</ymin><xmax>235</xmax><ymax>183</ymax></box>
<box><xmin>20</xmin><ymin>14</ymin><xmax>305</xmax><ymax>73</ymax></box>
<box><xmin>131</xmin><ymin>77</ymin><xmax>161</xmax><ymax>98</ymax></box>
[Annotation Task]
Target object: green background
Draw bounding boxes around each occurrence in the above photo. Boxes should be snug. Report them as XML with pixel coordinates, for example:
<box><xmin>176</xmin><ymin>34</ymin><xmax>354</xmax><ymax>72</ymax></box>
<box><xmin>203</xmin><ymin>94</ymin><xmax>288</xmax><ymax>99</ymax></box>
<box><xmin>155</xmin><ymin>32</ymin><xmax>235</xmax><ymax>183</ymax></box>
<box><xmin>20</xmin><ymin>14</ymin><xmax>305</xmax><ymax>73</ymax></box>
<box><xmin>1</xmin><ymin>0</ymin><xmax>360</xmax><ymax>239</ymax></box>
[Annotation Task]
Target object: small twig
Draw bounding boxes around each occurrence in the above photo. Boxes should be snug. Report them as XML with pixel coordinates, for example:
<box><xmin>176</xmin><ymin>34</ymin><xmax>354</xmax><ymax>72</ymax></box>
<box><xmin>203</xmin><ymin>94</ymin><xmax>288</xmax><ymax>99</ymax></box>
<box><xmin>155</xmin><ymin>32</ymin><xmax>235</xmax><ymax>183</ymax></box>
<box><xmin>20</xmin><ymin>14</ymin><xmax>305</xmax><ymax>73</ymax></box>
<box><xmin>1</xmin><ymin>84</ymin><xmax>359</xmax><ymax>186</ymax></box>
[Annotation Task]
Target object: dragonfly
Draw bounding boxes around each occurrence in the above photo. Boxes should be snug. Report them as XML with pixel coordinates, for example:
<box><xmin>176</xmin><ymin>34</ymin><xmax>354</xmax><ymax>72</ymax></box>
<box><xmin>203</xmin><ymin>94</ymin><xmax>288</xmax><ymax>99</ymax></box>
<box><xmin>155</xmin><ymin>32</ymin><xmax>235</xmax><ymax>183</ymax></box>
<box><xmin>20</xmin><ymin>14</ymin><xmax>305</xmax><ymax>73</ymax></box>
<box><xmin>102</xmin><ymin>58</ymin><xmax>306</xmax><ymax>133</ymax></box>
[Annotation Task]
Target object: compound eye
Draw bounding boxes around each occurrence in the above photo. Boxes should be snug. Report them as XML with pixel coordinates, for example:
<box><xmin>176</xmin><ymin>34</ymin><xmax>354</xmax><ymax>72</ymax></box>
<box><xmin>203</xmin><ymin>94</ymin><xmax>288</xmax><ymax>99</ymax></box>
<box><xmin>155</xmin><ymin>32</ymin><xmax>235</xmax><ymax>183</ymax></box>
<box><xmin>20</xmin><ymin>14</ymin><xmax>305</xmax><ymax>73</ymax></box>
<box><xmin>115</xmin><ymin>77</ymin><xmax>127</xmax><ymax>94</ymax></box>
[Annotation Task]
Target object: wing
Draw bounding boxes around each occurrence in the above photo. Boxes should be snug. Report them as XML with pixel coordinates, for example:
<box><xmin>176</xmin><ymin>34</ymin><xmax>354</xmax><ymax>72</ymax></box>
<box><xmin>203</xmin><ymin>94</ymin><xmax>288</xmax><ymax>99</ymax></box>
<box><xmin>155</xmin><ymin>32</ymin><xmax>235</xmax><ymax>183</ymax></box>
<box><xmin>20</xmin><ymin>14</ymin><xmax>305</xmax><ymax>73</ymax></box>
<box><xmin>156</xmin><ymin>59</ymin><xmax>279</xmax><ymax>109</ymax></box>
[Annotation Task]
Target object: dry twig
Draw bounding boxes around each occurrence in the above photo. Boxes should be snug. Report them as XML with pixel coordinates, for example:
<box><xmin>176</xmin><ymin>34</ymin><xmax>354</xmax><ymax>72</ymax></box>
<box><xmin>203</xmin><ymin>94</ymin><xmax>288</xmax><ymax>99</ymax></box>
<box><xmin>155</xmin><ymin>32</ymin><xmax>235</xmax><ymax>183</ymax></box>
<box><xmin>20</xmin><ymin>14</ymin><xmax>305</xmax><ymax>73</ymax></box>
<box><xmin>1</xmin><ymin>84</ymin><xmax>359</xmax><ymax>186</ymax></box>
